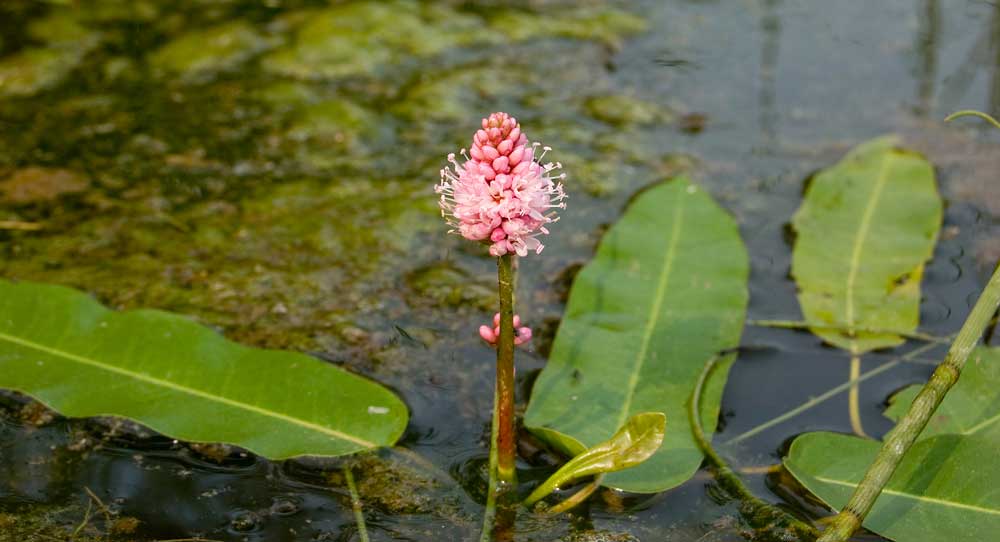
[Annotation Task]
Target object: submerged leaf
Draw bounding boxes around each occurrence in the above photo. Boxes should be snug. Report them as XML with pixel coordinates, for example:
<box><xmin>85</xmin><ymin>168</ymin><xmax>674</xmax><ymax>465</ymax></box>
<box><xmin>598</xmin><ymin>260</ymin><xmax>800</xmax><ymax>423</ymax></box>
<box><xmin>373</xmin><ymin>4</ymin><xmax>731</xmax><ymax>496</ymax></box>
<box><xmin>525</xmin><ymin>177</ymin><xmax>749</xmax><ymax>493</ymax></box>
<box><xmin>0</xmin><ymin>280</ymin><xmax>408</xmax><ymax>459</ymax></box>
<box><xmin>524</xmin><ymin>412</ymin><xmax>665</xmax><ymax>506</ymax></box>
<box><xmin>791</xmin><ymin>136</ymin><xmax>941</xmax><ymax>353</ymax></box>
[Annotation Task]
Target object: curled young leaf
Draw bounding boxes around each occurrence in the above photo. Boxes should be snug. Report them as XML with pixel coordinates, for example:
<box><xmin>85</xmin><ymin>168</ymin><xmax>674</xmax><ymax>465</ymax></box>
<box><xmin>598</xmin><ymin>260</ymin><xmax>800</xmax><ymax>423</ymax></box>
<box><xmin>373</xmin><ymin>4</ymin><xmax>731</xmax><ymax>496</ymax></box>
<box><xmin>524</xmin><ymin>411</ymin><xmax>665</xmax><ymax>506</ymax></box>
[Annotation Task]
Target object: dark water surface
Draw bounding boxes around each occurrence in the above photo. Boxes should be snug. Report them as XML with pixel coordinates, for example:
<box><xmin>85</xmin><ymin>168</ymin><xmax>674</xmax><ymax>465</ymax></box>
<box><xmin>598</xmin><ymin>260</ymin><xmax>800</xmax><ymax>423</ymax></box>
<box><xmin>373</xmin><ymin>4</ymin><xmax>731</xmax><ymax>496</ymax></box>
<box><xmin>1</xmin><ymin>1</ymin><xmax>998</xmax><ymax>540</ymax></box>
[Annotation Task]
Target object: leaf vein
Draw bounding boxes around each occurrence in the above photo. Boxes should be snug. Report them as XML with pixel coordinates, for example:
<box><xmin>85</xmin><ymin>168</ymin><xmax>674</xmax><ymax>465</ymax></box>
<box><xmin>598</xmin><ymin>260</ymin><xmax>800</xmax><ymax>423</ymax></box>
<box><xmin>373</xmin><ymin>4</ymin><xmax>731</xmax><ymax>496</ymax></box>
<box><xmin>815</xmin><ymin>475</ymin><xmax>1000</xmax><ymax>515</ymax></box>
<box><xmin>617</xmin><ymin>195</ymin><xmax>685</xmax><ymax>427</ymax></box>
<box><xmin>0</xmin><ymin>330</ymin><xmax>375</xmax><ymax>448</ymax></box>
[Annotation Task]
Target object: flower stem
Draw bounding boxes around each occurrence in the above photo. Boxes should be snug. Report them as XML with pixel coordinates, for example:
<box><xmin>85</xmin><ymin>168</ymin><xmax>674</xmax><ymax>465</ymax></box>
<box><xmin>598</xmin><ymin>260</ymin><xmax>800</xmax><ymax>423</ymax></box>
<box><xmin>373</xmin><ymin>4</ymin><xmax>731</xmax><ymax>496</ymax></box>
<box><xmin>494</xmin><ymin>254</ymin><xmax>518</xmax><ymax>491</ymax></box>
<box><xmin>479</xmin><ymin>254</ymin><xmax>518</xmax><ymax>541</ymax></box>
<box><xmin>817</xmin><ymin>263</ymin><xmax>1000</xmax><ymax>542</ymax></box>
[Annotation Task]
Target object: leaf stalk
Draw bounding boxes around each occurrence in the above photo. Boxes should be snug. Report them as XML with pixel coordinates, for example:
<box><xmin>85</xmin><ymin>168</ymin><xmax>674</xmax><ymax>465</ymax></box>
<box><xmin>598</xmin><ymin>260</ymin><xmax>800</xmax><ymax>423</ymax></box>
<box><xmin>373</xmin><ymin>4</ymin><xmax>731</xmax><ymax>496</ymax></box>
<box><xmin>690</xmin><ymin>356</ymin><xmax>819</xmax><ymax>540</ymax></box>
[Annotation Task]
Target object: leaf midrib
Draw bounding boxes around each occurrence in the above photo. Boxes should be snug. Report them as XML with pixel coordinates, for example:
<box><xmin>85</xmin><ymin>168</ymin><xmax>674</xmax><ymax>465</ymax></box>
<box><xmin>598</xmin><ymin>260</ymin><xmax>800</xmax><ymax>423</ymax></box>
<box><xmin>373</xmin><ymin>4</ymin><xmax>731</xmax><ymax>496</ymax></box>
<box><xmin>616</xmin><ymin>195</ymin><xmax>685</xmax><ymax>428</ymax></box>
<box><xmin>0</xmin><ymin>330</ymin><xmax>375</xmax><ymax>448</ymax></box>
<box><xmin>844</xmin><ymin>153</ymin><xmax>894</xmax><ymax>352</ymax></box>
<box><xmin>815</xmin><ymin>475</ymin><xmax>1000</xmax><ymax>515</ymax></box>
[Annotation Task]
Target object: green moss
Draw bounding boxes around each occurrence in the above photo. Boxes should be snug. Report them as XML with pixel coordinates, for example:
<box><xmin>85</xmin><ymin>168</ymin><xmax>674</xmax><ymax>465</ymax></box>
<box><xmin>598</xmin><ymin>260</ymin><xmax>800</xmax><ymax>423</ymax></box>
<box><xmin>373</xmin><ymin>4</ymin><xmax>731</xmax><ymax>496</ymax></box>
<box><xmin>254</xmin><ymin>80</ymin><xmax>321</xmax><ymax>112</ymax></box>
<box><xmin>0</xmin><ymin>504</ymin><xmax>106</xmax><ymax>542</ymax></box>
<box><xmin>337</xmin><ymin>454</ymin><xmax>458</xmax><ymax>516</ymax></box>
<box><xmin>27</xmin><ymin>10</ymin><xmax>99</xmax><ymax>46</ymax></box>
<box><xmin>2</xmin><ymin>175</ymin><xmax>440</xmax><ymax>351</ymax></box>
<box><xmin>489</xmin><ymin>8</ymin><xmax>648</xmax><ymax>49</ymax></box>
<box><xmin>286</xmin><ymin>99</ymin><xmax>380</xmax><ymax>166</ymax></box>
<box><xmin>562</xmin><ymin>531</ymin><xmax>640</xmax><ymax>542</ymax></box>
<box><xmin>261</xmin><ymin>1</ymin><xmax>498</xmax><ymax>80</ymax></box>
<box><xmin>149</xmin><ymin>20</ymin><xmax>276</xmax><ymax>82</ymax></box>
<box><xmin>406</xmin><ymin>262</ymin><xmax>496</xmax><ymax>311</ymax></box>
<box><xmin>393</xmin><ymin>64</ymin><xmax>529</xmax><ymax>126</ymax></box>
<box><xmin>584</xmin><ymin>95</ymin><xmax>672</xmax><ymax>126</ymax></box>
<box><xmin>0</xmin><ymin>47</ymin><xmax>84</xmax><ymax>98</ymax></box>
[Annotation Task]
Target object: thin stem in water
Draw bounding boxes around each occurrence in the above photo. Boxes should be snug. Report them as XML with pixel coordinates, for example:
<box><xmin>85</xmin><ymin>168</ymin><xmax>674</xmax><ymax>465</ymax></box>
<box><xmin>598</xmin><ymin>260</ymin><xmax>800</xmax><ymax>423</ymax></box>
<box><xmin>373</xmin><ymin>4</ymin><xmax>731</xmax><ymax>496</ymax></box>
<box><xmin>725</xmin><ymin>339</ymin><xmax>944</xmax><ymax>446</ymax></box>
<box><xmin>817</xmin><ymin>264</ymin><xmax>1000</xmax><ymax>542</ymax></box>
<box><xmin>748</xmin><ymin>319</ymin><xmax>947</xmax><ymax>343</ymax></box>
<box><xmin>847</xmin><ymin>355</ymin><xmax>869</xmax><ymax>438</ymax></box>
<box><xmin>944</xmin><ymin>109</ymin><xmax>1000</xmax><ymax>128</ymax></box>
<box><xmin>344</xmin><ymin>466</ymin><xmax>370</xmax><ymax>542</ymax></box>
<box><xmin>689</xmin><ymin>355</ymin><xmax>818</xmax><ymax>540</ymax></box>
<box><xmin>544</xmin><ymin>475</ymin><xmax>604</xmax><ymax>516</ymax></box>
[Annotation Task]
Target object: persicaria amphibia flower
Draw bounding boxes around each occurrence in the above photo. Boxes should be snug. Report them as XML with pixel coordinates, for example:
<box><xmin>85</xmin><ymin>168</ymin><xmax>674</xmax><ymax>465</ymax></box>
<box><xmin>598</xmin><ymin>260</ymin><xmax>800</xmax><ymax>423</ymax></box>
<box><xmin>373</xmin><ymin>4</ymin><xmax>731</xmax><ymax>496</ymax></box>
<box><xmin>435</xmin><ymin>112</ymin><xmax>567</xmax><ymax>257</ymax></box>
<box><xmin>479</xmin><ymin>313</ymin><xmax>532</xmax><ymax>346</ymax></box>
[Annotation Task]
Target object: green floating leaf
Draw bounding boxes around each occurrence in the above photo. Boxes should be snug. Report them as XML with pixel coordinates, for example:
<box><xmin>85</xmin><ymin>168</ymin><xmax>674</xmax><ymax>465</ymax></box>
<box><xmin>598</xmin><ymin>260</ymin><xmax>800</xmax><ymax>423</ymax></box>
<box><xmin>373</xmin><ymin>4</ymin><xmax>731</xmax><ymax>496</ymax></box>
<box><xmin>791</xmin><ymin>136</ymin><xmax>942</xmax><ymax>354</ymax></box>
<box><xmin>785</xmin><ymin>432</ymin><xmax>1000</xmax><ymax>542</ymax></box>
<box><xmin>525</xmin><ymin>177</ymin><xmax>749</xmax><ymax>493</ymax></box>
<box><xmin>785</xmin><ymin>347</ymin><xmax>1000</xmax><ymax>541</ymax></box>
<box><xmin>0</xmin><ymin>280</ymin><xmax>407</xmax><ymax>459</ymax></box>
<box><xmin>886</xmin><ymin>347</ymin><xmax>1000</xmax><ymax>440</ymax></box>
<box><xmin>524</xmin><ymin>411</ymin><xmax>666</xmax><ymax>506</ymax></box>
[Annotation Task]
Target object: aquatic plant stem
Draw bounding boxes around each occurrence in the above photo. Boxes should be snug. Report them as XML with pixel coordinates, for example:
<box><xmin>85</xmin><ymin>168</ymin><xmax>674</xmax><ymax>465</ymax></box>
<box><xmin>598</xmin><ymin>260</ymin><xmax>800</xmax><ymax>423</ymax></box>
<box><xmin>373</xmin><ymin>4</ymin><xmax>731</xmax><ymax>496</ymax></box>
<box><xmin>344</xmin><ymin>466</ymin><xmax>370</xmax><ymax>542</ymax></box>
<box><xmin>817</xmin><ymin>264</ymin><xmax>1000</xmax><ymax>542</ymax></box>
<box><xmin>747</xmin><ymin>319</ymin><xmax>947</xmax><ymax>343</ymax></box>
<box><xmin>479</xmin><ymin>254</ymin><xmax>519</xmax><ymax>542</ymax></box>
<box><xmin>944</xmin><ymin>109</ymin><xmax>1000</xmax><ymax>128</ymax></box>
<box><xmin>690</xmin><ymin>355</ymin><xmax>819</xmax><ymax>540</ymax></box>
<box><xmin>495</xmin><ymin>254</ymin><xmax>518</xmax><ymax>492</ymax></box>
<box><xmin>847</xmin><ymin>355</ymin><xmax>869</xmax><ymax>438</ymax></box>
<box><xmin>544</xmin><ymin>475</ymin><xmax>604</xmax><ymax>516</ymax></box>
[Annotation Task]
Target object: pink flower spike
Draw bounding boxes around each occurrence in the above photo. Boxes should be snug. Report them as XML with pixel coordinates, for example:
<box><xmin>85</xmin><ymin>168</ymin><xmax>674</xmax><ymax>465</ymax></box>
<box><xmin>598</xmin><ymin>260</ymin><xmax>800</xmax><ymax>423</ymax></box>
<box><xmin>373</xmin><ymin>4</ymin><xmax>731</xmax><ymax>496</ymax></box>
<box><xmin>435</xmin><ymin>112</ymin><xmax>567</xmax><ymax>257</ymax></box>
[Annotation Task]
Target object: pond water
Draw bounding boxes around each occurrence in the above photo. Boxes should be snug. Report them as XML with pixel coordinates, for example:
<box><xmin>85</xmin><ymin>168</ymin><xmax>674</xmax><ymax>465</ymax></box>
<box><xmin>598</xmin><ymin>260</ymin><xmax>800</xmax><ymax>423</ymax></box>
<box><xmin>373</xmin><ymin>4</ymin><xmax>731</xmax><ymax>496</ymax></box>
<box><xmin>1</xmin><ymin>1</ymin><xmax>998</xmax><ymax>541</ymax></box>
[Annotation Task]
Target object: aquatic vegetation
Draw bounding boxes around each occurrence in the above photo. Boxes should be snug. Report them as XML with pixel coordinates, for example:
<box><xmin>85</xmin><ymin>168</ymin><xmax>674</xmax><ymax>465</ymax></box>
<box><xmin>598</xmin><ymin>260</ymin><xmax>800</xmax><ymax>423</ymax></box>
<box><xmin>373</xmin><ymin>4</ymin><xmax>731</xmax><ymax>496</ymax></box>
<box><xmin>788</xmin><ymin>348</ymin><xmax>1000</xmax><ymax>542</ymax></box>
<box><xmin>148</xmin><ymin>20</ymin><xmax>277</xmax><ymax>83</ymax></box>
<box><xmin>524</xmin><ymin>412</ymin><xmax>665</xmax><ymax>510</ymax></box>
<box><xmin>1</xmin><ymin>1</ymin><xmax>1000</xmax><ymax>541</ymax></box>
<box><xmin>0</xmin><ymin>280</ymin><xmax>407</xmax><ymax>459</ymax></box>
<box><xmin>790</xmin><ymin>136</ymin><xmax>942</xmax><ymax>437</ymax></box>
<box><xmin>526</xmin><ymin>178</ymin><xmax>748</xmax><ymax>494</ymax></box>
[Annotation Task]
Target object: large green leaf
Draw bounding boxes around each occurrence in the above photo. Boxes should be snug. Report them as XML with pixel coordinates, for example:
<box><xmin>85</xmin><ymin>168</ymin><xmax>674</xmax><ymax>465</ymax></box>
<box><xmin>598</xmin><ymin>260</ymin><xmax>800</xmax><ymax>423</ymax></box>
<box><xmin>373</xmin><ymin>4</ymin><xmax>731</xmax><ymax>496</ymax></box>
<box><xmin>0</xmin><ymin>280</ymin><xmax>407</xmax><ymax>459</ymax></box>
<box><xmin>885</xmin><ymin>347</ymin><xmax>1000</xmax><ymax>440</ymax></box>
<box><xmin>791</xmin><ymin>136</ymin><xmax>941</xmax><ymax>354</ymax></box>
<box><xmin>784</xmin><ymin>432</ymin><xmax>1000</xmax><ymax>542</ymax></box>
<box><xmin>525</xmin><ymin>178</ymin><xmax>748</xmax><ymax>493</ymax></box>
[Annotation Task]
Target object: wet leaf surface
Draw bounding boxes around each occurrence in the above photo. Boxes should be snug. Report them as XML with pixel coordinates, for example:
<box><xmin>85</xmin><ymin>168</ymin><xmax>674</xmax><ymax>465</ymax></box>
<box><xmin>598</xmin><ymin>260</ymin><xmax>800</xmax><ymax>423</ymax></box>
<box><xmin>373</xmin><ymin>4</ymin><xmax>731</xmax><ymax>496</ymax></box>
<box><xmin>525</xmin><ymin>412</ymin><xmax>665</xmax><ymax>505</ymax></box>
<box><xmin>785</xmin><ymin>347</ymin><xmax>1000</xmax><ymax>541</ymax></box>
<box><xmin>0</xmin><ymin>280</ymin><xmax>408</xmax><ymax>459</ymax></box>
<box><xmin>791</xmin><ymin>136</ymin><xmax>942</xmax><ymax>354</ymax></box>
<box><xmin>525</xmin><ymin>178</ymin><xmax>748</xmax><ymax>493</ymax></box>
